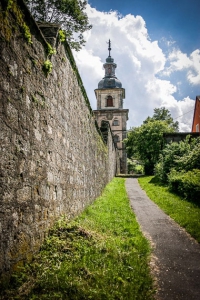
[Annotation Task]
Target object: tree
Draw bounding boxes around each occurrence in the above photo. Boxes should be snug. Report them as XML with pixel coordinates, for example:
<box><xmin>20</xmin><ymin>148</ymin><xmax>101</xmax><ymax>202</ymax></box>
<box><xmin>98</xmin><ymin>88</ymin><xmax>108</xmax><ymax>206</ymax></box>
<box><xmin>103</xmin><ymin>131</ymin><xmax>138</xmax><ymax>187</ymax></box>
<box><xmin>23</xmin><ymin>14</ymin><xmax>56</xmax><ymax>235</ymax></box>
<box><xmin>25</xmin><ymin>0</ymin><xmax>92</xmax><ymax>50</ymax></box>
<box><xmin>135</xmin><ymin>121</ymin><xmax>174</xmax><ymax>174</ymax></box>
<box><xmin>125</xmin><ymin>127</ymin><xmax>140</xmax><ymax>159</ymax></box>
<box><xmin>124</xmin><ymin>107</ymin><xmax>177</xmax><ymax>175</ymax></box>
<box><xmin>144</xmin><ymin>107</ymin><xmax>179</xmax><ymax>131</ymax></box>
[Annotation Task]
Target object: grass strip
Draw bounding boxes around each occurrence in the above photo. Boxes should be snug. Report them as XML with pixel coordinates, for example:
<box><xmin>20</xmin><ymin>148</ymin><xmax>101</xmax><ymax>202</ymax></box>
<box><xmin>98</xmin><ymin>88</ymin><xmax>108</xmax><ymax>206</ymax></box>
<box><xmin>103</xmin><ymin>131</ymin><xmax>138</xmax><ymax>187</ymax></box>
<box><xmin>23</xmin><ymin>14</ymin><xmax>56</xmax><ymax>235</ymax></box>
<box><xmin>3</xmin><ymin>178</ymin><xmax>155</xmax><ymax>300</ymax></box>
<box><xmin>138</xmin><ymin>176</ymin><xmax>200</xmax><ymax>243</ymax></box>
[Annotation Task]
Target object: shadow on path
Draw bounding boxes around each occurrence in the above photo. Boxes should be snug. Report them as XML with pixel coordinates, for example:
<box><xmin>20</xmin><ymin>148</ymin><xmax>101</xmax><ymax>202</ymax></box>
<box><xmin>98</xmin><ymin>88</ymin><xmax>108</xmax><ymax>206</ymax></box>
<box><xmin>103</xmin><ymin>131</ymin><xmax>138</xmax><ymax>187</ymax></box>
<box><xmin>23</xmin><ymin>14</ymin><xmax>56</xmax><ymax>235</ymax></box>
<box><xmin>125</xmin><ymin>178</ymin><xmax>200</xmax><ymax>300</ymax></box>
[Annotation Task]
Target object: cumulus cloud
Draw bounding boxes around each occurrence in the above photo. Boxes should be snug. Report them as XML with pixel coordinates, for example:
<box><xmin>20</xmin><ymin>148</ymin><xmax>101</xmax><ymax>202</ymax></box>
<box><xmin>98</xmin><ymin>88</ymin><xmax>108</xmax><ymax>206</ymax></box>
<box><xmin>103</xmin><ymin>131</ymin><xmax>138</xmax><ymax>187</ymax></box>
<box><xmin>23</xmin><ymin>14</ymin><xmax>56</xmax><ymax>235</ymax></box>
<box><xmin>73</xmin><ymin>4</ymin><xmax>197</xmax><ymax>131</ymax></box>
<box><xmin>163</xmin><ymin>49</ymin><xmax>200</xmax><ymax>86</ymax></box>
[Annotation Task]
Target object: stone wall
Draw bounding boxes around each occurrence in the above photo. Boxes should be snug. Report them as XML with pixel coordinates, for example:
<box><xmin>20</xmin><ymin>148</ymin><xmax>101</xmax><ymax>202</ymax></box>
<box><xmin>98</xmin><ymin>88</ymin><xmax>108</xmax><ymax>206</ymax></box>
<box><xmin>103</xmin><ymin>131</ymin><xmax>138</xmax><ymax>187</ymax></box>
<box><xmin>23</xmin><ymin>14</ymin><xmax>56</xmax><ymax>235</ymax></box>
<box><xmin>0</xmin><ymin>0</ymin><xmax>118</xmax><ymax>280</ymax></box>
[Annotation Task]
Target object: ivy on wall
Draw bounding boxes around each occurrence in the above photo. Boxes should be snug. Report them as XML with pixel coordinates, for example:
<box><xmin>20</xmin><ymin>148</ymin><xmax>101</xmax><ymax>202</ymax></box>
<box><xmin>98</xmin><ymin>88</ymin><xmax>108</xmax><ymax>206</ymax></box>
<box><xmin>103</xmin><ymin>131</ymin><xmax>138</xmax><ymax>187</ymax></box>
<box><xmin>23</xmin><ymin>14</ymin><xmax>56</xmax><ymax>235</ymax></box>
<box><xmin>0</xmin><ymin>0</ymin><xmax>32</xmax><ymax>44</ymax></box>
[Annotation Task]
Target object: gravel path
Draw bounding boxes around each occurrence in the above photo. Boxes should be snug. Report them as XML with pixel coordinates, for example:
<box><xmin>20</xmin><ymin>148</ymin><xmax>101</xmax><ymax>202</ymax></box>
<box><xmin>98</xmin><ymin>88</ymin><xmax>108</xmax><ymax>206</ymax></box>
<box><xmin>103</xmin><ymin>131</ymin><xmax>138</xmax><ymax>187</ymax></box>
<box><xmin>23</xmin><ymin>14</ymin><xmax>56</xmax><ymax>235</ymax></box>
<box><xmin>125</xmin><ymin>178</ymin><xmax>200</xmax><ymax>300</ymax></box>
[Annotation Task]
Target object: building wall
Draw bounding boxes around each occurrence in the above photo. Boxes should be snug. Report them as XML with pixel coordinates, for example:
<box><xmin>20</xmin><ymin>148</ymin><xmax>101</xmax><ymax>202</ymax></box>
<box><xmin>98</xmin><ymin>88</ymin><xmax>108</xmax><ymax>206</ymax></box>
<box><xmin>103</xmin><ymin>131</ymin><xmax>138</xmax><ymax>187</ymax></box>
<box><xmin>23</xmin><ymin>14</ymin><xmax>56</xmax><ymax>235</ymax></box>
<box><xmin>0</xmin><ymin>0</ymin><xmax>118</xmax><ymax>280</ymax></box>
<box><xmin>94</xmin><ymin>109</ymin><xmax>128</xmax><ymax>173</ymax></box>
<box><xmin>192</xmin><ymin>96</ymin><xmax>200</xmax><ymax>132</ymax></box>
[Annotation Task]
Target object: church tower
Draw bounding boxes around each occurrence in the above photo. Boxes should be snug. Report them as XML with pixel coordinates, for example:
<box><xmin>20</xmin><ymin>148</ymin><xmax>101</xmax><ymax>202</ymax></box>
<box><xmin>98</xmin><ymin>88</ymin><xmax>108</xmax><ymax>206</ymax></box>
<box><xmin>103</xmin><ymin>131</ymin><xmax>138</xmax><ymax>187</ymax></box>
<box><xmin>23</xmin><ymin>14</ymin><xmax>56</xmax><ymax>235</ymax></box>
<box><xmin>93</xmin><ymin>40</ymin><xmax>129</xmax><ymax>174</ymax></box>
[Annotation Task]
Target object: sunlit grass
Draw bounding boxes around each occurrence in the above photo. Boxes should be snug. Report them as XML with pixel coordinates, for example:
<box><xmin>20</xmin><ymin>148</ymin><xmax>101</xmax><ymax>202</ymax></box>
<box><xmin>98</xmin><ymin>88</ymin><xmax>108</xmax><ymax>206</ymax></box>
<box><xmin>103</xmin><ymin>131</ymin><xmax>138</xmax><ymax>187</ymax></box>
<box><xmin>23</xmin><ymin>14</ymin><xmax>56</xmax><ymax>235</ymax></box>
<box><xmin>138</xmin><ymin>176</ymin><xmax>200</xmax><ymax>242</ymax></box>
<box><xmin>3</xmin><ymin>178</ymin><xmax>155</xmax><ymax>300</ymax></box>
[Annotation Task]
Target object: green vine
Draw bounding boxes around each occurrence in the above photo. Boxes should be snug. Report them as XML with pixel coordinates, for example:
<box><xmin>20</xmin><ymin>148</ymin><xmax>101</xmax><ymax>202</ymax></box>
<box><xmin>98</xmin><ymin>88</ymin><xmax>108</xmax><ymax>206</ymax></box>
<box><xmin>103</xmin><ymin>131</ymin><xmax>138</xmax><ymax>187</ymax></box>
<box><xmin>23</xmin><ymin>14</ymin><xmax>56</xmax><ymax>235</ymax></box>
<box><xmin>42</xmin><ymin>43</ymin><xmax>56</xmax><ymax>76</ymax></box>
<box><xmin>47</xmin><ymin>43</ymin><xmax>56</xmax><ymax>56</ymax></box>
<box><xmin>58</xmin><ymin>29</ymin><xmax>66</xmax><ymax>43</ymax></box>
<box><xmin>42</xmin><ymin>60</ymin><xmax>53</xmax><ymax>76</ymax></box>
<box><xmin>1</xmin><ymin>0</ymin><xmax>32</xmax><ymax>44</ymax></box>
<box><xmin>22</xmin><ymin>23</ymin><xmax>32</xmax><ymax>44</ymax></box>
<box><xmin>6</xmin><ymin>0</ymin><xmax>13</xmax><ymax>11</ymax></box>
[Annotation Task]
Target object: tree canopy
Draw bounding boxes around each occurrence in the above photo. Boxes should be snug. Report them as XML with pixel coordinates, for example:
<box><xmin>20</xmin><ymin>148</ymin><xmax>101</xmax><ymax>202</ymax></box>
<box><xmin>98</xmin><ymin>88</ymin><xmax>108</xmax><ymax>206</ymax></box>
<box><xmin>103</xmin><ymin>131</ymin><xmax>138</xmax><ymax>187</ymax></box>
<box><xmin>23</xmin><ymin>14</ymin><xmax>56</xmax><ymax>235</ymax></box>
<box><xmin>25</xmin><ymin>0</ymin><xmax>92</xmax><ymax>50</ymax></box>
<box><xmin>143</xmin><ymin>107</ymin><xmax>179</xmax><ymax>131</ymax></box>
<box><xmin>124</xmin><ymin>107</ymin><xmax>177</xmax><ymax>175</ymax></box>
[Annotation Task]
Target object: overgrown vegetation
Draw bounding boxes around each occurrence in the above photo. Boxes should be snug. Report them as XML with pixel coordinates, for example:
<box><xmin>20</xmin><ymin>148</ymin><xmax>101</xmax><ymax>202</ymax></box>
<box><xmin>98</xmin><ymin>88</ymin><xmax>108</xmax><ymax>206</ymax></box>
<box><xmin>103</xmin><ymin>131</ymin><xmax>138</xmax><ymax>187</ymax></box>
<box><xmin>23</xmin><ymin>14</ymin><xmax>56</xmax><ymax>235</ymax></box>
<box><xmin>47</xmin><ymin>43</ymin><xmax>56</xmax><ymax>56</ymax></box>
<box><xmin>59</xmin><ymin>29</ymin><xmax>66</xmax><ymax>42</ymax></box>
<box><xmin>42</xmin><ymin>59</ymin><xmax>53</xmax><ymax>76</ymax></box>
<box><xmin>25</xmin><ymin>0</ymin><xmax>92</xmax><ymax>50</ymax></box>
<box><xmin>22</xmin><ymin>23</ymin><xmax>32</xmax><ymax>44</ymax></box>
<box><xmin>138</xmin><ymin>176</ymin><xmax>200</xmax><ymax>242</ymax></box>
<box><xmin>124</xmin><ymin>107</ymin><xmax>178</xmax><ymax>175</ymax></box>
<box><xmin>127</xmin><ymin>158</ymin><xmax>144</xmax><ymax>174</ymax></box>
<box><xmin>1</xmin><ymin>0</ymin><xmax>32</xmax><ymax>44</ymax></box>
<box><xmin>154</xmin><ymin>136</ymin><xmax>200</xmax><ymax>203</ymax></box>
<box><xmin>1</xmin><ymin>178</ymin><xmax>155</xmax><ymax>300</ymax></box>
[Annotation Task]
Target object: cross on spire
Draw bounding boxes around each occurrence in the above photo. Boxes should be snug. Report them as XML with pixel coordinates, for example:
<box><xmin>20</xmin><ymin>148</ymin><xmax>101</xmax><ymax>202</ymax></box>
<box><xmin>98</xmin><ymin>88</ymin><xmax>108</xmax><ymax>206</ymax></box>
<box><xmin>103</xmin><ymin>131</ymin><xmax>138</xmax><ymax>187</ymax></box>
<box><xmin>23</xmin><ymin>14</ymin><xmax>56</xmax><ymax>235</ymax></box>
<box><xmin>108</xmin><ymin>39</ymin><xmax>111</xmax><ymax>57</ymax></box>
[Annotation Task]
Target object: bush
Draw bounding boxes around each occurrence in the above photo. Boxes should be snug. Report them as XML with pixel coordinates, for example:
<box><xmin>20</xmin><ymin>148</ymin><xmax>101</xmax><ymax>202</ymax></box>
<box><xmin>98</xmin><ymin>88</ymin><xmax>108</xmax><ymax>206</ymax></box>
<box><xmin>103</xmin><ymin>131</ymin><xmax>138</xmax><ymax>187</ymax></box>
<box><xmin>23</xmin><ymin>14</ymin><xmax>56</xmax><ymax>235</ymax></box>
<box><xmin>168</xmin><ymin>169</ymin><xmax>200</xmax><ymax>203</ymax></box>
<box><xmin>127</xmin><ymin>159</ymin><xmax>144</xmax><ymax>174</ymax></box>
<box><xmin>155</xmin><ymin>136</ymin><xmax>200</xmax><ymax>183</ymax></box>
<box><xmin>154</xmin><ymin>138</ymin><xmax>191</xmax><ymax>183</ymax></box>
<box><xmin>175</xmin><ymin>139</ymin><xmax>200</xmax><ymax>172</ymax></box>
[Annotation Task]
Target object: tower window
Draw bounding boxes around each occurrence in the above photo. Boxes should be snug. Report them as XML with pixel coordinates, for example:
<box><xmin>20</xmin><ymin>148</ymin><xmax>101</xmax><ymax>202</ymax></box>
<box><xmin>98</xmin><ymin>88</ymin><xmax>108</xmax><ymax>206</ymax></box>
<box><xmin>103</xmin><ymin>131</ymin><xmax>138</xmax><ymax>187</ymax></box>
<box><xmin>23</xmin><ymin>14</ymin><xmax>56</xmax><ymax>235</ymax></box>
<box><xmin>196</xmin><ymin>124</ymin><xmax>199</xmax><ymax>132</ymax></box>
<box><xmin>106</xmin><ymin>96</ymin><xmax>113</xmax><ymax>107</ymax></box>
<box><xmin>113</xmin><ymin>119</ymin><xmax>119</xmax><ymax>126</ymax></box>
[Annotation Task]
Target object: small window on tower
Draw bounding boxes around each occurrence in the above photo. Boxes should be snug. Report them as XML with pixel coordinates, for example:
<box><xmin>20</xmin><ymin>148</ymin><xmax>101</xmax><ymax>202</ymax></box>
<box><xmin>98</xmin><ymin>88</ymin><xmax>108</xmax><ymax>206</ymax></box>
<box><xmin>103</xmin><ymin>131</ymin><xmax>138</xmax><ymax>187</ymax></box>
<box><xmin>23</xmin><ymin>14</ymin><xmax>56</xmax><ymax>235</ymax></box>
<box><xmin>113</xmin><ymin>119</ymin><xmax>119</xmax><ymax>126</ymax></box>
<box><xmin>196</xmin><ymin>124</ymin><xmax>199</xmax><ymax>132</ymax></box>
<box><xmin>106</xmin><ymin>96</ymin><xmax>113</xmax><ymax>107</ymax></box>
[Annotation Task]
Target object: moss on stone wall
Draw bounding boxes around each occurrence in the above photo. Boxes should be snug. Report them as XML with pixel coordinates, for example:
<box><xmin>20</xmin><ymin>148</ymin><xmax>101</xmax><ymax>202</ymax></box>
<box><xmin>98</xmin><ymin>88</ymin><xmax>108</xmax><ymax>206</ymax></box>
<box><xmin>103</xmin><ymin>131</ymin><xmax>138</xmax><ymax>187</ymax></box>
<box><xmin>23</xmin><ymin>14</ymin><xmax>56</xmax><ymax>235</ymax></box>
<box><xmin>0</xmin><ymin>0</ymin><xmax>32</xmax><ymax>43</ymax></box>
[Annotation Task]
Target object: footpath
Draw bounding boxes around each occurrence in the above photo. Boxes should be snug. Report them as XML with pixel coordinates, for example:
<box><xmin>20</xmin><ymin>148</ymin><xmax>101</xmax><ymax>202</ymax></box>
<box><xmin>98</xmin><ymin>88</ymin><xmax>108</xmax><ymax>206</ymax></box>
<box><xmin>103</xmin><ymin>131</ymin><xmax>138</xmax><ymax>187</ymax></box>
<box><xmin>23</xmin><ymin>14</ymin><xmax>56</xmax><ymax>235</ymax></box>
<box><xmin>125</xmin><ymin>178</ymin><xmax>200</xmax><ymax>300</ymax></box>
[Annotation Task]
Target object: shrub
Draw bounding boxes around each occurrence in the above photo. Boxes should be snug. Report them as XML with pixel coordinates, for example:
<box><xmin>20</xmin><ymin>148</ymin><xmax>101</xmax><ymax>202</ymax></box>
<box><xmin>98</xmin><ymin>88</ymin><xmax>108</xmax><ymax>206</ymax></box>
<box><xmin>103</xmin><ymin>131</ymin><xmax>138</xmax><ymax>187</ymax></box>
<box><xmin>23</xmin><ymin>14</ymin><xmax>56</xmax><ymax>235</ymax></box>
<box><xmin>127</xmin><ymin>159</ymin><xmax>144</xmax><ymax>174</ymax></box>
<box><xmin>175</xmin><ymin>138</ymin><xmax>200</xmax><ymax>172</ymax></box>
<box><xmin>168</xmin><ymin>169</ymin><xmax>200</xmax><ymax>203</ymax></box>
<box><xmin>155</xmin><ymin>136</ymin><xmax>200</xmax><ymax>183</ymax></box>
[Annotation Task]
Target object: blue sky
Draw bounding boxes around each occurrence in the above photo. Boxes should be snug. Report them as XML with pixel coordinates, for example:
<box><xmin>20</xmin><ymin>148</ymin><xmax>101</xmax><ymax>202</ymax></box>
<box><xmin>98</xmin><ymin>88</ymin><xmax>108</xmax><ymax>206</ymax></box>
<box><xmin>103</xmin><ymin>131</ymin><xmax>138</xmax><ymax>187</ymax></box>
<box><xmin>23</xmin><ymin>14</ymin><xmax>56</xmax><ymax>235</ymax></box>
<box><xmin>89</xmin><ymin>0</ymin><xmax>200</xmax><ymax>54</ymax></box>
<box><xmin>73</xmin><ymin>0</ymin><xmax>200</xmax><ymax>131</ymax></box>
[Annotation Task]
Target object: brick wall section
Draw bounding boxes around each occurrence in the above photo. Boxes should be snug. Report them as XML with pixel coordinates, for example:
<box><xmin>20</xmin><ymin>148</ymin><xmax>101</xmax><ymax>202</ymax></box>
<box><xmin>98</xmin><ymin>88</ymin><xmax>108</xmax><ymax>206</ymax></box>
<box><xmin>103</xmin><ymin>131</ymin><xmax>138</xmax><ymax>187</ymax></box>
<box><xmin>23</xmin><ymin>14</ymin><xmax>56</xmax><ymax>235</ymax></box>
<box><xmin>0</xmin><ymin>0</ymin><xmax>118</xmax><ymax>279</ymax></box>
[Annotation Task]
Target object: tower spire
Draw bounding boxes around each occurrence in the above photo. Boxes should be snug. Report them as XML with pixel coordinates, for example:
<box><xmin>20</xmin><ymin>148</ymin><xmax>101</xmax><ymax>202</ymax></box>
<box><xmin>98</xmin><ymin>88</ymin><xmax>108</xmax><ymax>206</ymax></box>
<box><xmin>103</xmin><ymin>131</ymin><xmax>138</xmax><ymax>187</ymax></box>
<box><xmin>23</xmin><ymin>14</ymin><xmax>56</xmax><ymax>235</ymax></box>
<box><xmin>108</xmin><ymin>39</ymin><xmax>111</xmax><ymax>57</ymax></box>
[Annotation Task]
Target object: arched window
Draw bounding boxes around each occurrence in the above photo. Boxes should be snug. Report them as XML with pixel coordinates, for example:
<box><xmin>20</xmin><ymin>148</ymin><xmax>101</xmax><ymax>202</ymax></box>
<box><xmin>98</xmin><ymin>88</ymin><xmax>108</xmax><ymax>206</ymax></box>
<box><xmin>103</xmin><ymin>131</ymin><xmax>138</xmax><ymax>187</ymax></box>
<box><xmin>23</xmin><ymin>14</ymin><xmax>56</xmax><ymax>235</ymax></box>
<box><xmin>106</xmin><ymin>95</ymin><xmax>113</xmax><ymax>107</ymax></box>
<box><xmin>113</xmin><ymin>119</ymin><xmax>119</xmax><ymax>126</ymax></box>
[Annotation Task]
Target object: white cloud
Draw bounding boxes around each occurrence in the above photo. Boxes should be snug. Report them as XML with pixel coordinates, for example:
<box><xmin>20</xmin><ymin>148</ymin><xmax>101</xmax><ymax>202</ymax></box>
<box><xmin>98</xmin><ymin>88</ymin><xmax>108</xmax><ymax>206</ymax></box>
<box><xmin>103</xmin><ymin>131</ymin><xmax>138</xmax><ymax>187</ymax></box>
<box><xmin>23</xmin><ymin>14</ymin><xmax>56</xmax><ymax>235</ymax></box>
<box><xmin>73</xmin><ymin>4</ymin><xmax>196</xmax><ymax>132</ymax></box>
<box><xmin>187</xmin><ymin>49</ymin><xmax>200</xmax><ymax>85</ymax></box>
<box><xmin>163</xmin><ymin>49</ymin><xmax>200</xmax><ymax>86</ymax></box>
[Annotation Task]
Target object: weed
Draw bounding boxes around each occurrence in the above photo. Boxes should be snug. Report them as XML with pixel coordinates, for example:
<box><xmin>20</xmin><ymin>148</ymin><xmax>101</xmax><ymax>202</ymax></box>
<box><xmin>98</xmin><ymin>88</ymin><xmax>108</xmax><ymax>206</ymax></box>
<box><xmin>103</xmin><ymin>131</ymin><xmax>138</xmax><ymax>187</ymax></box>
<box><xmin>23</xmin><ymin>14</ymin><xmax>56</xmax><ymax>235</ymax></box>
<box><xmin>59</xmin><ymin>29</ymin><xmax>66</xmax><ymax>43</ymax></box>
<box><xmin>6</xmin><ymin>0</ymin><xmax>13</xmax><ymax>11</ymax></box>
<box><xmin>42</xmin><ymin>60</ymin><xmax>53</xmax><ymax>76</ymax></box>
<box><xmin>47</xmin><ymin>43</ymin><xmax>56</xmax><ymax>56</ymax></box>
<box><xmin>22</xmin><ymin>23</ymin><xmax>32</xmax><ymax>44</ymax></box>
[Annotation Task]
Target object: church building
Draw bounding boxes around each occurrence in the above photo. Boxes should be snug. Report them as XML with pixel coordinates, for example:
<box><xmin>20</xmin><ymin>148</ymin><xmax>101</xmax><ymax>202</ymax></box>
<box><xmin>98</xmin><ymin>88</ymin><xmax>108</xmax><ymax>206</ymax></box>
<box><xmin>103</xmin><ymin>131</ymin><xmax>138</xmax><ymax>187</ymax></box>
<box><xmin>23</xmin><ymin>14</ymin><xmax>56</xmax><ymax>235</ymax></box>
<box><xmin>93</xmin><ymin>40</ymin><xmax>129</xmax><ymax>173</ymax></box>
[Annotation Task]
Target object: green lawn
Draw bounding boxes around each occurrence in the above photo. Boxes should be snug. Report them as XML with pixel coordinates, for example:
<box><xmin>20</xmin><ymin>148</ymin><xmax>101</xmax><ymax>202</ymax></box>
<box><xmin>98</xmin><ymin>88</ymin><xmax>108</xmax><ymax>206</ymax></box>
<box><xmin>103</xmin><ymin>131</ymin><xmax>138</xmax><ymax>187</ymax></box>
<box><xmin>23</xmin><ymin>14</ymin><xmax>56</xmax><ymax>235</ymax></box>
<box><xmin>138</xmin><ymin>176</ymin><xmax>200</xmax><ymax>243</ymax></box>
<box><xmin>2</xmin><ymin>178</ymin><xmax>155</xmax><ymax>300</ymax></box>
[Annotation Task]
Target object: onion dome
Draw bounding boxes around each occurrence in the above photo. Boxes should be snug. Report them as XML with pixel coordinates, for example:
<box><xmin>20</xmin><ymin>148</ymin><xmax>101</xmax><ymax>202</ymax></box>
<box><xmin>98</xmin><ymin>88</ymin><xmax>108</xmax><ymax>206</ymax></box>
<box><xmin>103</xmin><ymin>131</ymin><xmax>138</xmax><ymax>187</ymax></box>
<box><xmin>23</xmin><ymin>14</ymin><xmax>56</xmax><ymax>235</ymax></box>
<box><xmin>98</xmin><ymin>40</ymin><xmax>122</xmax><ymax>89</ymax></box>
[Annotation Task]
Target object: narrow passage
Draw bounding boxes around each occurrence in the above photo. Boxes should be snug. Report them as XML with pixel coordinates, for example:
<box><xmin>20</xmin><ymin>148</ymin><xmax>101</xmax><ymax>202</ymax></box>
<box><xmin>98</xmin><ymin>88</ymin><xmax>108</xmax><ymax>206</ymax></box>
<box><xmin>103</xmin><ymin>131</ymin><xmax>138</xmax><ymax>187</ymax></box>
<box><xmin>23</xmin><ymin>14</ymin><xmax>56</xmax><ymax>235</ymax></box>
<box><xmin>125</xmin><ymin>178</ymin><xmax>200</xmax><ymax>300</ymax></box>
